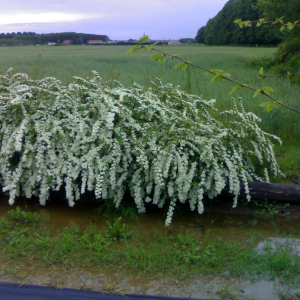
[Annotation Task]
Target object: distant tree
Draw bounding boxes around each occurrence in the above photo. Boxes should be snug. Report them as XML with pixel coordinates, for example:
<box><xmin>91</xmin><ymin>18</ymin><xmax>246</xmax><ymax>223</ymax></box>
<box><xmin>195</xmin><ymin>0</ymin><xmax>282</xmax><ymax>46</ymax></box>
<box><xmin>195</xmin><ymin>26</ymin><xmax>205</xmax><ymax>44</ymax></box>
<box><xmin>179</xmin><ymin>38</ymin><xmax>195</xmax><ymax>44</ymax></box>
<box><xmin>0</xmin><ymin>32</ymin><xmax>110</xmax><ymax>46</ymax></box>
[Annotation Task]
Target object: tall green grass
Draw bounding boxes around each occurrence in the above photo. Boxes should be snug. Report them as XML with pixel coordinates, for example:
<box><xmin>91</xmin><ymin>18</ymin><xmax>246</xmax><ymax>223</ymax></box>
<box><xmin>1</xmin><ymin>44</ymin><xmax>299</xmax><ymax>140</ymax></box>
<box><xmin>1</xmin><ymin>214</ymin><xmax>300</xmax><ymax>284</ymax></box>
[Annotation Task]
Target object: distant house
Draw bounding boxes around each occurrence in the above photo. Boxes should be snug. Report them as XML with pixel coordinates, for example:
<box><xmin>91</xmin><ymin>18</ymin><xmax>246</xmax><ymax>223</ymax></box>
<box><xmin>63</xmin><ymin>40</ymin><xmax>72</xmax><ymax>45</ymax></box>
<box><xmin>48</xmin><ymin>42</ymin><xmax>56</xmax><ymax>46</ymax></box>
<box><xmin>88</xmin><ymin>40</ymin><xmax>102</xmax><ymax>45</ymax></box>
<box><xmin>168</xmin><ymin>40</ymin><xmax>180</xmax><ymax>45</ymax></box>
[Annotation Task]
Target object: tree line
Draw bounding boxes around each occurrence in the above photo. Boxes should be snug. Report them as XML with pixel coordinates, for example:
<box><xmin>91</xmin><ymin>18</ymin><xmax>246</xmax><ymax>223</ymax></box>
<box><xmin>195</xmin><ymin>0</ymin><xmax>285</xmax><ymax>46</ymax></box>
<box><xmin>195</xmin><ymin>0</ymin><xmax>300</xmax><ymax>85</ymax></box>
<box><xmin>0</xmin><ymin>32</ymin><xmax>110</xmax><ymax>46</ymax></box>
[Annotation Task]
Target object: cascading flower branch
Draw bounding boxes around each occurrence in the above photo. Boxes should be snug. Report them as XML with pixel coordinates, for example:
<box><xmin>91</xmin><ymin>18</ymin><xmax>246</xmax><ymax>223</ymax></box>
<box><xmin>0</xmin><ymin>69</ymin><xmax>283</xmax><ymax>225</ymax></box>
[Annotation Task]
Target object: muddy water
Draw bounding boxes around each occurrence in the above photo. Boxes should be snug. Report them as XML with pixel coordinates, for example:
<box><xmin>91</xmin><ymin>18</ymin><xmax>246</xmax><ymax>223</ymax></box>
<box><xmin>1</xmin><ymin>193</ymin><xmax>300</xmax><ymax>300</ymax></box>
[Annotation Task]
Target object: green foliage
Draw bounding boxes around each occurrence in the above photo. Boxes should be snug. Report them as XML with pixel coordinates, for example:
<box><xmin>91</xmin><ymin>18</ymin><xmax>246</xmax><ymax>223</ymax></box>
<box><xmin>274</xmin><ymin>141</ymin><xmax>300</xmax><ymax>184</ymax></box>
<box><xmin>7</xmin><ymin>206</ymin><xmax>23</xmax><ymax>221</ymax></box>
<box><xmin>204</xmin><ymin>69</ymin><xmax>231</xmax><ymax>83</ymax></box>
<box><xmin>252</xmin><ymin>199</ymin><xmax>290</xmax><ymax>220</ymax></box>
<box><xmin>106</xmin><ymin>217</ymin><xmax>133</xmax><ymax>240</ymax></box>
<box><xmin>0</xmin><ymin>32</ymin><xmax>109</xmax><ymax>46</ymax></box>
<box><xmin>8</xmin><ymin>206</ymin><xmax>40</xmax><ymax>223</ymax></box>
<box><xmin>94</xmin><ymin>199</ymin><xmax>139</xmax><ymax>221</ymax></box>
<box><xmin>195</xmin><ymin>0</ymin><xmax>282</xmax><ymax>46</ymax></box>
<box><xmin>1</xmin><ymin>45</ymin><xmax>299</xmax><ymax>163</ymax></box>
<box><xmin>0</xmin><ymin>70</ymin><xmax>284</xmax><ymax>224</ymax></box>
<box><xmin>128</xmin><ymin>37</ymin><xmax>299</xmax><ymax>114</ymax></box>
<box><xmin>237</xmin><ymin>0</ymin><xmax>300</xmax><ymax>88</ymax></box>
<box><xmin>173</xmin><ymin>233</ymin><xmax>217</xmax><ymax>265</ymax></box>
<box><xmin>249</xmin><ymin>37</ymin><xmax>300</xmax><ymax>86</ymax></box>
<box><xmin>249</xmin><ymin>54</ymin><xmax>277</xmax><ymax>69</ymax></box>
<box><xmin>179</xmin><ymin>38</ymin><xmax>195</xmax><ymax>44</ymax></box>
<box><xmin>257</xmin><ymin>0</ymin><xmax>300</xmax><ymax>33</ymax></box>
<box><xmin>273</xmin><ymin>37</ymin><xmax>300</xmax><ymax>85</ymax></box>
<box><xmin>173</xmin><ymin>61</ymin><xmax>190</xmax><ymax>70</ymax></box>
<box><xmin>1</xmin><ymin>218</ymin><xmax>300</xmax><ymax>283</ymax></box>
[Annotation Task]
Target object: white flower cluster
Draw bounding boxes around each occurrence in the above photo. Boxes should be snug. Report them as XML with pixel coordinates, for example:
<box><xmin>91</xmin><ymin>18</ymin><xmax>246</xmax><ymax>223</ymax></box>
<box><xmin>0</xmin><ymin>70</ymin><xmax>283</xmax><ymax>225</ymax></box>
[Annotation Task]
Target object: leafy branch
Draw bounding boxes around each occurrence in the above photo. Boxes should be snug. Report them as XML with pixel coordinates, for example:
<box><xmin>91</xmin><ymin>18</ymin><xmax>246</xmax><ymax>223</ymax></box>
<box><xmin>126</xmin><ymin>36</ymin><xmax>300</xmax><ymax>114</ymax></box>
<box><xmin>257</xmin><ymin>67</ymin><xmax>298</xmax><ymax>80</ymax></box>
<box><xmin>234</xmin><ymin>17</ymin><xmax>300</xmax><ymax>32</ymax></box>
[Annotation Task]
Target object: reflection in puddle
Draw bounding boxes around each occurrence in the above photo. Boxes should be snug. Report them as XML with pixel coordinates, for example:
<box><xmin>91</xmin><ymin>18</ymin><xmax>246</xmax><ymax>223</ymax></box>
<box><xmin>256</xmin><ymin>238</ymin><xmax>300</xmax><ymax>253</ymax></box>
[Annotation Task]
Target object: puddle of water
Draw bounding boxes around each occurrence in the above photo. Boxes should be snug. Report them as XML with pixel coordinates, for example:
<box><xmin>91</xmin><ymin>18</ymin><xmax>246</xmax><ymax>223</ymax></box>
<box><xmin>257</xmin><ymin>238</ymin><xmax>300</xmax><ymax>253</ymax></box>
<box><xmin>1</xmin><ymin>193</ymin><xmax>300</xmax><ymax>299</ymax></box>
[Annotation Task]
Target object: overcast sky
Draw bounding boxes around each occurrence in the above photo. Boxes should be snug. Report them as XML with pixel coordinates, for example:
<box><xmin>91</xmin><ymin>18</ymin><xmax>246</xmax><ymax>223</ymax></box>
<box><xmin>0</xmin><ymin>0</ymin><xmax>228</xmax><ymax>40</ymax></box>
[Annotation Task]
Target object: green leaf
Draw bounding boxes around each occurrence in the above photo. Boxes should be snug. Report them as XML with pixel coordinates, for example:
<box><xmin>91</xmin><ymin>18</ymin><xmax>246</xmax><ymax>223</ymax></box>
<box><xmin>230</xmin><ymin>85</ymin><xmax>242</xmax><ymax>94</ymax></box>
<box><xmin>138</xmin><ymin>35</ymin><xmax>150</xmax><ymax>44</ymax></box>
<box><xmin>273</xmin><ymin>17</ymin><xmax>284</xmax><ymax>25</ymax></box>
<box><xmin>274</xmin><ymin>102</ymin><xmax>280</xmax><ymax>108</ymax></box>
<box><xmin>174</xmin><ymin>63</ymin><xmax>182</xmax><ymax>69</ymax></box>
<box><xmin>145</xmin><ymin>43</ymin><xmax>157</xmax><ymax>51</ymax></box>
<box><xmin>280</xmin><ymin>25</ymin><xmax>286</xmax><ymax>32</ymax></box>
<box><xmin>211</xmin><ymin>69</ymin><xmax>223</xmax><ymax>74</ymax></box>
<box><xmin>262</xmin><ymin>86</ymin><xmax>274</xmax><ymax>95</ymax></box>
<box><xmin>245</xmin><ymin>21</ymin><xmax>252</xmax><ymax>27</ymax></box>
<box><xmin>234</xmin><ymin>19</ymin><xmax>242</xmax><ymax>24</ymax></box>
<box><xmin>257</xmin><ymin>22</ymin><xmax>262</xmax><ymax>27</ymax></box>
<box><xmin>259</xmin><ymin>102</ymin><xmax>274</xmax><ymax>107</ymax></box>
<box><xmin>204</xmin><ymin>71</ymin><xmax>211</xmax><ymax>77</ymax></box>
<box><xmin>259</xmin><ymin>18</ymin><xmax>265</xmax><ymax>22</ymax></box>
<box><xmin>210</xmin><ymin>74</ymin><xmax>221</xmax><ymax>83</ymax></box>
<box><xmin>259</xmin><ymin>67</ymin><xmax>263</xmax><ymax>75</ymax></box>
<box><xmin>151</xmin><ymin>54</ymin><xmax>161</xmax><ymax>61</ymax></box>
<box><xmin>125</xmin><ymin>44</ymin><xmax>140</xmax><ymax>55</ymax></box>
<box><xmin>150</xmin><ymin>43</ymin><xmax>157</xmax><ymax>47</ymax></box>
<box><xmin>259</xmin><ymin>102</ymin><xmax>279</xmax><ymax>111</ymax></box>
<box><xmin>125</xmin><ymin>48</ymin><xmax>134</xmax><ymax>55</ymax></box>
<box><xmin>222</xmin><ymin>72</ymin><xmax>231</xmax><ymax>78</ymax></box>
<box><xmin>253</xmin><ymin>89</ymin><xmax>262</xmax><ymax>98</ymax></box>
<box><xmin>181</xmin><ymin>64</ymin><xmax>187</xmax><ymax>70</ymax></box>
<box><xmin>158</xmin><ymin>57</ymin><xmax>165</xmax><ymax>63</ymax></box>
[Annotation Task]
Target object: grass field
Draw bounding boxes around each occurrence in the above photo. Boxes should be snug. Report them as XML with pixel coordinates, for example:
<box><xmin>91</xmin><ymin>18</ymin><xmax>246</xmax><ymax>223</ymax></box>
<box><xmin>1</xmin><ymin>44</ymin><xmax>299</xmax><ymax>182</ymax></box>
<box><xmin>1</xmin><ymin>45</ymin><xmax>299</xmax><ymax>139</ymax></box>
<box><xmin>1</xmin><ymin>45</ymin><xmax>300</xmax><ymax>298</ymax></box>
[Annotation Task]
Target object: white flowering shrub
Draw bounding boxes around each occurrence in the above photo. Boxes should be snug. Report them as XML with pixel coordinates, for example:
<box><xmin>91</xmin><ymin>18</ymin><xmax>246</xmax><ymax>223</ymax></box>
<box><xmin>0</xmin><ymin>69</ymin><xmax>282</xmax><ymax>225</ymax></box>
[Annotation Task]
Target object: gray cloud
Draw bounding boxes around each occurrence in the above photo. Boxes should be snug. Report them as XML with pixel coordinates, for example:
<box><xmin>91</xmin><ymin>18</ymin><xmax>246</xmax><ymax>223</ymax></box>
<box><xmin>0</xmin><ymin>0</ymin><xmax>228</xmax><ymax>39</ymax></box>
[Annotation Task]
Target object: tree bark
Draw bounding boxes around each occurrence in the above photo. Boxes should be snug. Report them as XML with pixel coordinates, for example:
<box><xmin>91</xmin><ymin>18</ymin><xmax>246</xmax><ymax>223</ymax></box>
<box><xmin>221</xmin><ymin>182</ymin><xmax>300</xmax><ymax>203</ymax></box>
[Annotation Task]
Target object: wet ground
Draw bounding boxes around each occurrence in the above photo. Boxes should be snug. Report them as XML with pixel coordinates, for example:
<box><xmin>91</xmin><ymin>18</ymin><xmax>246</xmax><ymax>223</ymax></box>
<box><xmin>0</xmin><ymin>193</ymin><xmax>300</xmax><ymax>300</ymax></box>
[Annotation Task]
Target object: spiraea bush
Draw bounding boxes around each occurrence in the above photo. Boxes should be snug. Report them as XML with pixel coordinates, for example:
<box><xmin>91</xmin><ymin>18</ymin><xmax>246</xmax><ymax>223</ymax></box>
<box><xmin>0</xmin><ymin>69</ymin><xmax>282</xmax><ymax>225</ymax></box>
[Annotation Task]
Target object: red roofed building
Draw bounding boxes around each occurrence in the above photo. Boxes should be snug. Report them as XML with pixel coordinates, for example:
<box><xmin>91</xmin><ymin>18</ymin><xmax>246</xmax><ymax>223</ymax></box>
<box><xmin>63</xmin><ymin>40</ymin><xmax>72</xmax><ymax>45</ymax></box>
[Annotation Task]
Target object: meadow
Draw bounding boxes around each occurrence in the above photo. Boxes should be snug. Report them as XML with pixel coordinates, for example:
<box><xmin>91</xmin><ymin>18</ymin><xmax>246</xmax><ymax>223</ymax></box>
<box><xmin>1</xmin><ymin>44</ymin><xmax>299</xmax><ymax>184</ymax></box>
<box><xmin>1</xmin><ymin>44</ymin><xmax>299</xmax><ymax>141</ymax></box>
<box><xmin>1</xmin><ymin>44</ymin><xmax>300</xmax><ymax>299</ymax></box>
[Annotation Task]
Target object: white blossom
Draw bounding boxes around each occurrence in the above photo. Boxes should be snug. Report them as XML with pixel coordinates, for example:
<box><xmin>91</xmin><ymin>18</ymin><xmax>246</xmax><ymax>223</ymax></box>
<box><xmin>0</xmin><ymin>70</ymin><xmax>283</xmax><ymax>225</ymax></box>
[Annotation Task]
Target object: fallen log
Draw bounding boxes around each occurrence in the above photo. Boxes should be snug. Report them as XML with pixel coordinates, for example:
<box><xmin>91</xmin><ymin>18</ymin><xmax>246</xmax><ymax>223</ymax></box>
<box><xmin>221</xmin><ymin>182</ymin><xmax>300</xmax><ymax>203</ymax></box>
